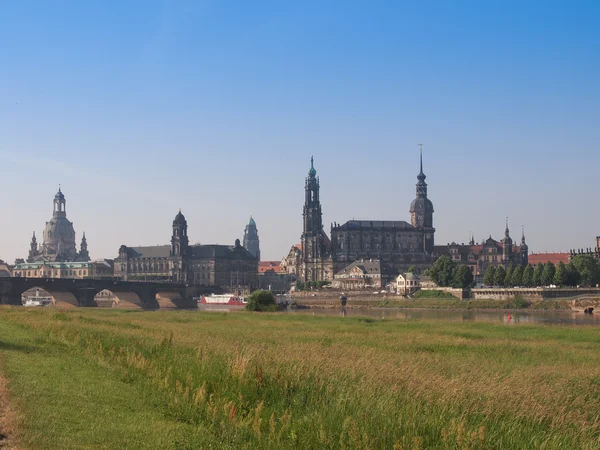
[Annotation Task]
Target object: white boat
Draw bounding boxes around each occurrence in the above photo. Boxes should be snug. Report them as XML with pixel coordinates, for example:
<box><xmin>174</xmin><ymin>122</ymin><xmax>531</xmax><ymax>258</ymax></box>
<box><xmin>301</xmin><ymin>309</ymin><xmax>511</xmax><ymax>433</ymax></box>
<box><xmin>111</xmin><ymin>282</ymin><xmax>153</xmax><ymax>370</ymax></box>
<box><xmin>23</xmin><ymin>296</ymin><xmax>53</xmax><ymax>307</ymax></box>
<box><xmin>196</xmin><ymin>294</ymin><xmax>246</xmax><ymax>305</ymax></box>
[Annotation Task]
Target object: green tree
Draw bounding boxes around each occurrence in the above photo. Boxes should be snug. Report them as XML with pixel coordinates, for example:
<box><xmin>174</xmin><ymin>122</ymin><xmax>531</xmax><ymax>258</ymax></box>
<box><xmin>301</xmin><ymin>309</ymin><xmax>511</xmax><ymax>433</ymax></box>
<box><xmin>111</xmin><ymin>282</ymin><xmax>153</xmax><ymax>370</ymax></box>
<box><xmin>407</xmin><ymin>266</ymin><xmax>416</xmax><ymax>274</ymax></box>
<box><xmin>429</xmin><ymin>255</ymin><xmax>457</xmax><ymax>287</ymax></box>
<box><xmin>483</xmin><ymin>266</ymin><xmax>496</xmax><ymax>286</ymax></box>
<box><xmin>511</xmin><ymin>265</ymin><xmax>524</xmax><ymax>287</ymax></box>
<box><xmin>571</xmin><ymin>255</ymin><xmax>600</xmax><ymax>286</ymax></box>
<box><xmin>532</xmin><ymin>263</ymin><xmax>545</xmax><ymax>287</ymax></box>
<box><xmin>541</xmin><ymin>262</ymin><xmax>556</xmax><ymax>286</ymax></box>
<box><xmin>494</xmin><ymin>266</ymin><xmax>507</xmax><ymax>287</ymax></box>
<box><xmin>566</xmin><ymin>262</ymin><xmax>581</xmax><ymax>287</ymax></box>
<box><xmin>453</xmin><ymin>264</ymin><xmax>474</xmax><ymax>288</ymax></box>
<box><xmin>423</xmin><ymin>269</ymin><xmax>431</xmax><ymax>277</ymax></box>
<box><xmin>504</xmin><ymin>264</ymin><xmax>515</xmax><ymax>287</ymax></box>
<box><xmin>245</xmin><ymin>290</ymin><xmax>277</xmax><ymax>312</ymax></box>
<box><xmin>521</xmin><ymin>265</ymin><xmax>534</xmax><ymax>287</ymax></box>
<box><xmin>553</xmin><ymin>261</ymin><xmax>568</xmax><ymax>287</ymax></box>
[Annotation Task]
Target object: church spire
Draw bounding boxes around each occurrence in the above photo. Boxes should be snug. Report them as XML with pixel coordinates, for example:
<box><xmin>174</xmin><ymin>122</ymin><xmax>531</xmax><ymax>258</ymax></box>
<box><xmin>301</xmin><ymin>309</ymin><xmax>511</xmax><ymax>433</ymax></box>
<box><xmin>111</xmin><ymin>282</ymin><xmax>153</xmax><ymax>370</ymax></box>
<box><xmin>505</xmin><ymin>217</ymin><xmax>510</xmax><ymax>238</ymax></box>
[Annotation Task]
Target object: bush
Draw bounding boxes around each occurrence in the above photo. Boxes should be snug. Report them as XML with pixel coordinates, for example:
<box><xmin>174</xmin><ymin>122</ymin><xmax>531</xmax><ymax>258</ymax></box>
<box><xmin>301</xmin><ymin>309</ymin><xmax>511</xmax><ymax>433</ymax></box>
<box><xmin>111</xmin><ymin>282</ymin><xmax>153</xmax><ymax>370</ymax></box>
<box><xmin>412</xmin><ymin>290</ymin><xmax>457</xmax><ymax>299</ymax></box>
<box><xmin>245</xmin><ymin>290</ymin><xmax>278</xmax><ymax>312</ymax></box>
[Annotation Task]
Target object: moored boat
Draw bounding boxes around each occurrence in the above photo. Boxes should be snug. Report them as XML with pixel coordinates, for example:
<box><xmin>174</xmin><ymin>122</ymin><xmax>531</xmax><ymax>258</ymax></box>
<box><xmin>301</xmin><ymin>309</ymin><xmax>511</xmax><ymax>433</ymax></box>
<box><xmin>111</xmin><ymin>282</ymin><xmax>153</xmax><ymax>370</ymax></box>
<box><xmin>196</xmin><ymin>294</ymin><xmax>246</xmax><ymax>306</ymax></box>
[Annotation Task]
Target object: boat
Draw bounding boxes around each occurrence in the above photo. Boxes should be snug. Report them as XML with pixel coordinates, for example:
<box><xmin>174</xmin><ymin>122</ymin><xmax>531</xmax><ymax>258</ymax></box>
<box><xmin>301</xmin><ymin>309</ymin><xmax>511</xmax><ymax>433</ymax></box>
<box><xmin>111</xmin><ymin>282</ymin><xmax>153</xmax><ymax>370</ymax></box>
<box><xmin>22</xmin><ymin>292</ymin><xmax>53</xmax><ymax>307</ymax></box>
<box><xmin>196</xmin><ymin>294</ymin><xmax>246</xmax><ymax>306</ymax></box>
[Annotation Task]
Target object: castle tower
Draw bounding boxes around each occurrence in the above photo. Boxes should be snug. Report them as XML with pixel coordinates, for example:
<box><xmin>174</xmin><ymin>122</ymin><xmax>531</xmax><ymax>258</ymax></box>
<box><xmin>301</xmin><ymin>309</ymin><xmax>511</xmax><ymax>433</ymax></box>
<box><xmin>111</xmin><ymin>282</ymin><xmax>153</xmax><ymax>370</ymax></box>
<box><xmin>170</xmin><ymin>210</ymin><xmax>189</xmax><ymax>258</ymax></box>
<box><xmin>409</xmin><ymin>145</ymin><xmax>435</xmax><ymax>253</ymax></box>
<box><xmin>502</xmin><ymin>218</ymin><xmax>513</xmax><ymax>262</ymax></box>
<box><xmin>243</xmin><ymin>216</ymin><xmax>260</xmax><ymax>260</ymax></box>
<box><xmin>301</xmin><ymin>156</ymin><xmax>329</xmax><ymax>281</ymax></box>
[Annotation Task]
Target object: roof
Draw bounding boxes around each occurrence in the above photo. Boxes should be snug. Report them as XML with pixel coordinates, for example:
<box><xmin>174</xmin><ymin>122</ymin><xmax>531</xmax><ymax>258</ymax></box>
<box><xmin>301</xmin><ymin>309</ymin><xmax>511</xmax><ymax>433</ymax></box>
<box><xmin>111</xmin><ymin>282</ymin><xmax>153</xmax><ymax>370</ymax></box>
<box><xmin>397</xmin><ymin>272</ymin><xmax>420</xmax><ymax>280</ymax></box>
<box><xmin>129</xmin><ymin>245</ymin><xmax>171</xmax><ymax>258</ymax></box>
<box><xmin>258</xmin><ymin>261</ymin><xmax>285</xmax><ymax>274</ymax></box>
<box><xmin>335</xmin><ymin>259</ymin><xmax>381</xmax><ymax>277</ymax></box>
<box><xmin>528</xmin><ymin>253</ymin><xmax>570</xmax><ymax>265</ymax></box>
<box><xmin>190</xmin><ymin>244</ymin><xmax>256</xmax><ymax>261</ymax></box>
<box><xmin>13</xmin><ymin>261</ymin><xmax>92</xmax><ymax>269</ymax></box>
<box><xmin>335</xmin><ymin>220</ymin><xmax>415</xmax><ymax>231</ymax></box>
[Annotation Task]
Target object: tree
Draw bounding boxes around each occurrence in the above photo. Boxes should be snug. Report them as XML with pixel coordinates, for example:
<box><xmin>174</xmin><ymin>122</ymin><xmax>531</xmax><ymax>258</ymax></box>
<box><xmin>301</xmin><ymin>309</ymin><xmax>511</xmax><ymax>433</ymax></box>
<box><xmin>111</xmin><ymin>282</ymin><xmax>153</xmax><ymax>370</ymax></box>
<box><xmin>407</xmin><ymin>266</ymin><xmax>416</xmax><ymax>274</ymax></box>
<box><xmin>494</xmin><ymin>266</ymin><xmax>507</xmax><ymax>287</ymax></box>
<box><xmin>532</xmin><ymin>263</ymin><xmax>545</xmax><ymax>287</ymax></box>
<box><xmin>541</xmin><ymin>262</ymin><xmax>556</xmax><ymax>286</ymax></box>
<box><xmin>453</xmin><ymin>264</ymin><xmax>474</xmax><ymax>288</ymax></box>
<box><xmin>429</xmin><ymin>255</ymin><xmax>457</xmax><ymax>287</ymax></box>
<box><xmin>571</xmin><ymin>255</ymin><xmax>600</xmax><ymax>287</ymax></box>
<box><xmin>423</xmin><ymin>269</ymin><xmax>431</xmax><ymax>277</ymax></box>
<box><xmin>521</xmin><ymin>265</ymin><xmax>534</xmax><ymax>287</ymax></box>
<box><xmin>511</xmin><ymin>265</ymin><xmax>524</xmax><ymax>287</ymax></box>
<box><xmin>504</xmin><ymin>264</ymin><xmax>515</xmax><ymax>287</ymax></box>
<box><xmin>483</xmin><ymin>266</ymin><xmax>496</xmax><ymax>286</ymax></box>
<box><xmin>553</xmin><ymin>261</ymin><xmax>568</xmax><ymax>287</ymax></box>
<box><xmin>246</xmin><ymin>290</ymin><xmax>277</xmax><ymax>312</ymax></box>
<box><xmin>566</xmin><ymin>262</ymin><xmax>581</xmax><ymax>287</ymax></box>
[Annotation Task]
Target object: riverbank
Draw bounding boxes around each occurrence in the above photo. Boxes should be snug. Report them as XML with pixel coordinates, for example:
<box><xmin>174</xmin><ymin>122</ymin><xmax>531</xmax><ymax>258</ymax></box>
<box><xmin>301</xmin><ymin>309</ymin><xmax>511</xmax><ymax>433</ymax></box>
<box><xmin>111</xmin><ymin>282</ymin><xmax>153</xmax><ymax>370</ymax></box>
<box><xmin>294</xmin><ymin>296</ymin><xmax>578</xmax><ymax>311</ymax></box>
<box><xmin>2</xmin><ymin>307</ymin><xmax>600</xmax><ymax>448</ymax></box>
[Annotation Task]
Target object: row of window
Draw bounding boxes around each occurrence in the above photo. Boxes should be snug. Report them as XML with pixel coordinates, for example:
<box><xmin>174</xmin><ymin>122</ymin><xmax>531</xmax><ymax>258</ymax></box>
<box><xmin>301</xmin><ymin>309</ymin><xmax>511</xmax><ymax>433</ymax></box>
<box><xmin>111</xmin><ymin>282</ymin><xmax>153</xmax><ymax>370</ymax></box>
<box><xmin>14</xmin><ymin>269</ymin><xmax>88</xmax><ymax>277</ymax></box>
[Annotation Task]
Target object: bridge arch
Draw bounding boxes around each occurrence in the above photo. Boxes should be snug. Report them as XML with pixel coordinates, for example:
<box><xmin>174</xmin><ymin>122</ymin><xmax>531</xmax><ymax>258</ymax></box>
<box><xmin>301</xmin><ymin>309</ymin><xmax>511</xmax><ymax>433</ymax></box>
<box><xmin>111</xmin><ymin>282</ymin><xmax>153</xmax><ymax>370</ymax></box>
<box><xmin>93</xmin><ymin>289</ymin><xmax>143</xmax><ymax>309</ymax></box>
<box><xmin>21</xmin><ymin>286</ymin><xmax>78</xmax><ymax>308</ymax></box>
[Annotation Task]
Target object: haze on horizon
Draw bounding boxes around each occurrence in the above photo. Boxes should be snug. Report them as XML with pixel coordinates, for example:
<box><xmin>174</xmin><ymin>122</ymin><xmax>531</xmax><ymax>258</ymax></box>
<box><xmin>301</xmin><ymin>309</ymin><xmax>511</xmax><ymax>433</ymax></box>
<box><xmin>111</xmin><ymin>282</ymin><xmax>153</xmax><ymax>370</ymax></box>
<box><xmin>1</xmin><ymin>1</ymin><xmax>599</xmax><ymax>264</ymax></box>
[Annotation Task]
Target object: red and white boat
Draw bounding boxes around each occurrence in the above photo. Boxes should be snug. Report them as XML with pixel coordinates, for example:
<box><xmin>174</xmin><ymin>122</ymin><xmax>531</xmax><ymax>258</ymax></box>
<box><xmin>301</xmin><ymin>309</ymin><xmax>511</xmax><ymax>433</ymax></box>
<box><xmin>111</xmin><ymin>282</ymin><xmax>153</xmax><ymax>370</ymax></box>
<box><xmin>196</xmin><ymin>294</ymin><xmax>246</xmax><ymax>306</ymax></box>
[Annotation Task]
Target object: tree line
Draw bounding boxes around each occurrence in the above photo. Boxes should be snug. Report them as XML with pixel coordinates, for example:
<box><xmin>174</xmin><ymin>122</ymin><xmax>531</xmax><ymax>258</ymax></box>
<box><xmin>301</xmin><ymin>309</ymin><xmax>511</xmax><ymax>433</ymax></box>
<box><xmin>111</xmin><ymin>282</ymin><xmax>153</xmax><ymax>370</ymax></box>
<box><xmin>427</xmin><ymin>254</ymin><xmax>600</xmax><ymax>289</ymax></box>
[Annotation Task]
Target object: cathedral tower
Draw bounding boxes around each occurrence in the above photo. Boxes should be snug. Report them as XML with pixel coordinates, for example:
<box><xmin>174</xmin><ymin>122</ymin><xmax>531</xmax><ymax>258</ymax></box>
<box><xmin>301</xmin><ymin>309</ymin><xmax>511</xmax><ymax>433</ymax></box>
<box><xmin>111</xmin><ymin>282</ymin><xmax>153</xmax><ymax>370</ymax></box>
<box><xmin>243</xmin><ymin>216</ymin><xmax>260</xmax><ymax>260</ymax></box>
<box><xmin>409</xmin><ymin>146</ymin><xmax>435</xmax><ymax>253</ymax></box>
<box><xmin>301</xmin><ymin>156</ymin><xmax>330</xmax><ymax>281</ymax></box>
<box><xmin>27</xmin><ymin>232</ymin><xmax>39</xmax><ymax>262</ymax></box>
<box><xmin>171</xmin><ymin>210</ymin><xmax>189</xmax><ymax>257</ymax></box>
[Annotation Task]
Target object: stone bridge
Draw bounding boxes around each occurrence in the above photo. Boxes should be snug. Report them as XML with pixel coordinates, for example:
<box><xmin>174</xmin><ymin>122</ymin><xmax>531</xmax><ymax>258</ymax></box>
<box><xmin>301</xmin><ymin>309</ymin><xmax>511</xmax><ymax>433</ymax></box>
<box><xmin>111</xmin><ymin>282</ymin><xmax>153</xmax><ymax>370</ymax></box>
<box><xmin>0</xmin><ymin>277</ymin><xmax>221</xmax><ymax>309</ymax></box>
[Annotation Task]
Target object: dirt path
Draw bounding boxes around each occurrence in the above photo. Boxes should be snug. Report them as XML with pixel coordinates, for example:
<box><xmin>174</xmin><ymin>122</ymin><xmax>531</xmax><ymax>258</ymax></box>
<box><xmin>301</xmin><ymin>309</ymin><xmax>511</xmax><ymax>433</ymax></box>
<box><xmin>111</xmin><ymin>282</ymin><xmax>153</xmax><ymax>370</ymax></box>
<box><xmin>0</xmin><ymin>359</ymin><xmax>18</xmax><ymax>449</ymax></box>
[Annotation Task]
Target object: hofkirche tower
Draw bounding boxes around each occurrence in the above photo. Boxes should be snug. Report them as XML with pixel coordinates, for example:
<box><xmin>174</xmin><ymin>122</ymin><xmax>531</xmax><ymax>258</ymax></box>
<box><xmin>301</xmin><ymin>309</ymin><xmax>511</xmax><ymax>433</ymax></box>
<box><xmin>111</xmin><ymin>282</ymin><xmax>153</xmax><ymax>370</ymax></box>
<box><xmin>409</xmin><ymin>145</ymin><xmax>435</xmax><ymax>253</ymax></box>
<box><xmin>300</xmin><ymin>156</ymin><xmax>333</xmax><ymax>282</ymax></box>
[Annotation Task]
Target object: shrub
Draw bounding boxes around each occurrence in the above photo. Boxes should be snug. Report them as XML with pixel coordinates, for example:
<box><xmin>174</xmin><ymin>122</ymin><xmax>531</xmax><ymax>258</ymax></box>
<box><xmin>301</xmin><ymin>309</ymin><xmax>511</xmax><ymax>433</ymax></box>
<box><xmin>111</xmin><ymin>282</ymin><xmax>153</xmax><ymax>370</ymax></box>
<box><xmin>245</xmin><ymin>290</ymin><xmax>278</xmax><ymax>312</ymax></box>
<box><xmin>412</xmin><ymin>290</ymin><xmax>457</xmax><ymax>299</ymax></box>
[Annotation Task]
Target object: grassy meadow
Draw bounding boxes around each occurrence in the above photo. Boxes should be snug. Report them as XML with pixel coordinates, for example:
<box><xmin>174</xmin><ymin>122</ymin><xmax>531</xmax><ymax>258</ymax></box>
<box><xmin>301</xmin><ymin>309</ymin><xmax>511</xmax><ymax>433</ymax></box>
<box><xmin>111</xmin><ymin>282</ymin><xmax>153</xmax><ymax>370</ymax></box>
<box><xmin>1</xmin><ymin>307</ymin><xmax>600</xmax><ymax>449</ymax></box>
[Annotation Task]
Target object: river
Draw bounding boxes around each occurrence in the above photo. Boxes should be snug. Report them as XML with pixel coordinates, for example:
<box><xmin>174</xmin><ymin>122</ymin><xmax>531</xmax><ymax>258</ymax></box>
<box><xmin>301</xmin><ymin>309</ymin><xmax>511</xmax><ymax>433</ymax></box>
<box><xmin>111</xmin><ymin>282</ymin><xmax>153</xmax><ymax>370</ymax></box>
<box><xmin>196</xmin><ymin>305</ymin><xmax>600</xmax><ymax>326</ymax></box>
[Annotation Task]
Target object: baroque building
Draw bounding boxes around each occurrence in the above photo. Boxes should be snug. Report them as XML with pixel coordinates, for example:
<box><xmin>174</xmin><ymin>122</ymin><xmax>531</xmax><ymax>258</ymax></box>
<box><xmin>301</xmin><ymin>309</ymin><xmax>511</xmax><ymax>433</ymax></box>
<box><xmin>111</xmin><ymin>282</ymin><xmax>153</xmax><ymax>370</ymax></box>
<box><xmin>27</xmin><ymin>188</ymin><xmax>90</xmax><ymax>263</ymax></box>
<box><xmin>283</xmin><ymin>151</ymin><xmax>436</xmax><ymax>283</ymax></box>
<box><xmin>433</xmin><ymin>220</ymin><xmax>529</xmax><ymax>281</ymax></box>
<box><xmin>243</xmin><ymin>216</ymin><xmax>260</xmax><ymax>260</ymax></box>
<box><xmin>113</xmin><ymin>210</ymin><xmax>258</xmax><ymax>290</ymax></box>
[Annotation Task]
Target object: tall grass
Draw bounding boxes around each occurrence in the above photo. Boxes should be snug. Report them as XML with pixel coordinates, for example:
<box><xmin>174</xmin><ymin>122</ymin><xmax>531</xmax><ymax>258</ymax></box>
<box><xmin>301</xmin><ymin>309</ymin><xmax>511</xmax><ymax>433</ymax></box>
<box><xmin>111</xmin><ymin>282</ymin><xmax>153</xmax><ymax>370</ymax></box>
<box><xmin>2</xmin><ymin>307</ymin><xmax>600</xmax><ymax>449</ymax></box>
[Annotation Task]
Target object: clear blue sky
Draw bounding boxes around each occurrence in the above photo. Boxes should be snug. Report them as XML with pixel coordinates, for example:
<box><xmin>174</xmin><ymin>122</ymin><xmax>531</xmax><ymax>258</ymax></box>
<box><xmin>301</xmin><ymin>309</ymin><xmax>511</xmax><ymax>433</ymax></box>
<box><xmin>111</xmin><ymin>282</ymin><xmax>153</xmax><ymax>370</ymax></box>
<box><xmin>1</xmin><ymin>1</ymin><xmax>599</xmax><ymax>263</ymax></box>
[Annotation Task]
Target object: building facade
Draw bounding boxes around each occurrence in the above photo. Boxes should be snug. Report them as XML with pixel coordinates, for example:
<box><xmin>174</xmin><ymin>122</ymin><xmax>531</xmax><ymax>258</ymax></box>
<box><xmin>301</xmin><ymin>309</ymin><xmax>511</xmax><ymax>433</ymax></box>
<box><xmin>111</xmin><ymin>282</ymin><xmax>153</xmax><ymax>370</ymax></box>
<box><xmin>243</xmin><ymin>216</ymin><xmax>260</xmax><ymax>260</ymax></box>
<box><xmin>433</xmin><ymin>221</ymin><xmax>529</xmax><ymax>281</ymax></box>
<box><xmin>27</xmin><ymin>188</ymin><xmax>90</xmax><ymax>263</ymax></box>
<box><xmin>12</xmin><ymin>260</ymin><xmax>113</xmax><ymax>279</ymax></box>
<box><xmin>113</xmin><ymin>211</ymin><xmax>258</xmax><ymax>290</ymax></box>
<box><xmin>289</xmin><ymin>151</ymin><xmax>436</xmax><ymax>283</ymax></box>
<box><xmin>332</xmin><ymin>260</ymin><xmax>382</xmax><ymax>290</ymax></box>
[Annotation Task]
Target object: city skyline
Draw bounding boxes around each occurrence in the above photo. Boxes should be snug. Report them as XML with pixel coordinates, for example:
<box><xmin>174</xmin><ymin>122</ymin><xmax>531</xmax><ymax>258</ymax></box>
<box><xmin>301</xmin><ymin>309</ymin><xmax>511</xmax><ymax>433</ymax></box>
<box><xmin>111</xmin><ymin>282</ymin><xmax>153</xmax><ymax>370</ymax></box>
<box><xmin>1</xmin><ymin>1</ymin><xmax>599</xmax><ymax>263</ymax></box>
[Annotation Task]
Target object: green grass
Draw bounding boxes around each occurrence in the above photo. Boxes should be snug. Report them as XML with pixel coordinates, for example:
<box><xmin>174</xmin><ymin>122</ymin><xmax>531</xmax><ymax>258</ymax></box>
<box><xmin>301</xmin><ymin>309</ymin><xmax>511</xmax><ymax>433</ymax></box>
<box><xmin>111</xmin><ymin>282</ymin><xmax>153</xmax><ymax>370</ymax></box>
<box><xmin>376</xmin><ymin>297</ymin><xmax>572</xmax><ymax>310</ymax></box>
<box><xmin>2</xmin><ymin>307</ymin><xmax>600</xmax><ymax>449</ymax></box>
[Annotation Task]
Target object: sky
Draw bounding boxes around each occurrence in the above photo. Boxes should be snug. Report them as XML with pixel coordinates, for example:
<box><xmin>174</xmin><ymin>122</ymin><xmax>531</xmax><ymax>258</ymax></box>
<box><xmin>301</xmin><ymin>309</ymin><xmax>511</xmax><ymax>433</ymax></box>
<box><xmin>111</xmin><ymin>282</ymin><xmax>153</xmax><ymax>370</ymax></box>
<box><xmin>1</xmin><ymin>0</ymin><xmax>599</xmax><ymax>263</ymax></box>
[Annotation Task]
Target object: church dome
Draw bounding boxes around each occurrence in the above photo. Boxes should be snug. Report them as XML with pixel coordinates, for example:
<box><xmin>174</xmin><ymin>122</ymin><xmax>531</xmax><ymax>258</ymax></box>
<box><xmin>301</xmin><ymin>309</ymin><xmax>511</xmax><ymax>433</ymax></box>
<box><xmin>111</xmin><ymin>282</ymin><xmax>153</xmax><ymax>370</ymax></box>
<box><xmin>54</xmin><ymin>187</ymin><xmax>65</xmax><ymax>201</ymax></box>
<box><xmin>173</xmin><ymin>210</ymin><xmax>186</xmax><ymax>225</ymax></box>
<box><xmin>308</xmin><ymin>156</ymin><xmax>317</xmax><ymax>177</ymax></box>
